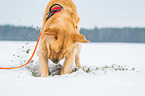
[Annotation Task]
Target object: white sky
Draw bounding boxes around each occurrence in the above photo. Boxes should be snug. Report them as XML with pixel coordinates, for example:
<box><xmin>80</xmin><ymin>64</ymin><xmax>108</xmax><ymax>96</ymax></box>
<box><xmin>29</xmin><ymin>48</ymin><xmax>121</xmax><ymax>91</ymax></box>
<box><xmin>0</xmin><ymin>0</ymin><xmax>145</xmax><ymax>28</ymax></box>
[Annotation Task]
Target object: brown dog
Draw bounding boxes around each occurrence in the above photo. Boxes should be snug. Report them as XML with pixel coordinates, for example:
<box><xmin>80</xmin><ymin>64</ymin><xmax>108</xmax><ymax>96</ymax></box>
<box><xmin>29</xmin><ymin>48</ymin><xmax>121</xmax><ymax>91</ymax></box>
<box><xmin>39</xmin><ymin>0</ymin><xmax>89</xmax><ymax>77</ymax></box>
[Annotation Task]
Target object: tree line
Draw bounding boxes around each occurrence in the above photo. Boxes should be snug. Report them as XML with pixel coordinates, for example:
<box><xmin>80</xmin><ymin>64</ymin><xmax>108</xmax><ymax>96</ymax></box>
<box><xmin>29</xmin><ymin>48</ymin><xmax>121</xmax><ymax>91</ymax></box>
<box><xmin>0</xmin><ymin>25</ymin><xmax>39</xmax><ymax>41</ymax></box>
<box><xmin>0</xmin><ymin>25</ymin><xmax>145</xmax><ymax>43</ymax></box>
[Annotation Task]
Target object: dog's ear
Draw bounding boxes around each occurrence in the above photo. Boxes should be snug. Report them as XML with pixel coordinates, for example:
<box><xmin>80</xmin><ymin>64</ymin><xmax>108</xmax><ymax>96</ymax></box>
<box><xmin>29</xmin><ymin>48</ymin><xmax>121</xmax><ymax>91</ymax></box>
<box><xmin>72</xmin><ymin>33</ymin><xmax>90</xmax><ymax>43</ymax></box>
<box><xmin>44</xmin><ymin>28</ymin><xmax>58</xmax><ymax>37</ymax></box>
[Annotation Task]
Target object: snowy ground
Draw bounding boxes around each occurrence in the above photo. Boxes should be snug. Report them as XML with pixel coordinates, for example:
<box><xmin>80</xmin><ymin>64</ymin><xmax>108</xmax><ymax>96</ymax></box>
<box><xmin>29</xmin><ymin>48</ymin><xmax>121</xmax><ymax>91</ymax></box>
<box><xmin>0</xmin><ymin>41</ymin><xmax>145</xmax><ymax>96</ymax></box>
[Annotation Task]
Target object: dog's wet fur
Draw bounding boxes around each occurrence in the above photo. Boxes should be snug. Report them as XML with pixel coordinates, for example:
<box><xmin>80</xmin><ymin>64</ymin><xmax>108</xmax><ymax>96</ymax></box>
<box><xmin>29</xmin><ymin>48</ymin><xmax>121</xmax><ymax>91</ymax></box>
<box><xmin>39</xmin><ymin>0</ymin><xmax>89</xmax><ymax>77</ymax></box>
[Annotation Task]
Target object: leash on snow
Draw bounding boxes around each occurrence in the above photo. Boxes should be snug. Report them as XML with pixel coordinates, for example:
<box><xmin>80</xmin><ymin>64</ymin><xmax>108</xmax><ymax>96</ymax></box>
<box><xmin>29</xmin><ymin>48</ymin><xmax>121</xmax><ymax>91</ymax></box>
<box><xmin>0</xmin><ymin>27</ymin><xmax>43</xmax><ymax>69</ymax></box>
<box><xmin>0</xmin><ymin>4</ymin><xmax>63</xmax><ymax>69</ymax></box>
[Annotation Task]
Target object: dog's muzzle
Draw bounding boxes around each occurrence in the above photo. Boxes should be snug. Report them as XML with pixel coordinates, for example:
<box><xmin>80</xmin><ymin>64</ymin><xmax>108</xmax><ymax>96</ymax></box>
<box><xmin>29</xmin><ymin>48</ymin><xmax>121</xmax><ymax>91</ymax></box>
<box><xmin>52</xmin><ymin>58</ymin><xmax>59</xmax><ymax>64</ymax></box>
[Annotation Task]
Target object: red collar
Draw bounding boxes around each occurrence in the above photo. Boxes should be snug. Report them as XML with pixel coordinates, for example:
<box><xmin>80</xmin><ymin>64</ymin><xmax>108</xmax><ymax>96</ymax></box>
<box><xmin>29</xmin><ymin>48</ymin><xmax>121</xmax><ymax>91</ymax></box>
<box><xmin>46</xmin><ymin>4</ymin><xmax>63</xmax><ymax>20</ymax></box>
<box><xmin>51</xmin><ymin>7</ymin><xmax>62</xmax><ymax>14</ymax></box>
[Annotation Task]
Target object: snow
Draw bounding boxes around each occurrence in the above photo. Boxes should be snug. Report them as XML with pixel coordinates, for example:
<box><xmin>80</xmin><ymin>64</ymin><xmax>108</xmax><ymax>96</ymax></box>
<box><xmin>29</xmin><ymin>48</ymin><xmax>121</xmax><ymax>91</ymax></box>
<box><xmin>0</xmin><ymin>41</ymin><xmax>145</xmax><ymax>96</ymax></box>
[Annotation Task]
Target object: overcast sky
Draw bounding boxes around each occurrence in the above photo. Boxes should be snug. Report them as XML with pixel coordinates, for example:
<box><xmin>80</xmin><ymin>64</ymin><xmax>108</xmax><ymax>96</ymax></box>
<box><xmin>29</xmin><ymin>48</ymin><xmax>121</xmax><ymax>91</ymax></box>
<box><xmin>0</xmin><ymin>0</ymin><xmax>145</xmax><ymax>28</ymax></box>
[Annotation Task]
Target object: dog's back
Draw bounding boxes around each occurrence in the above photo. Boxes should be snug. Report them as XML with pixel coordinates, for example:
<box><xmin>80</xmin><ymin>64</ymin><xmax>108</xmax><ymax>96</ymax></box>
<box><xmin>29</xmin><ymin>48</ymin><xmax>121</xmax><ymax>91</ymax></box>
<box><xmin>42</xmin><ymin>0</ymin><xmax>80</xmax><ymax>31</ymax></box>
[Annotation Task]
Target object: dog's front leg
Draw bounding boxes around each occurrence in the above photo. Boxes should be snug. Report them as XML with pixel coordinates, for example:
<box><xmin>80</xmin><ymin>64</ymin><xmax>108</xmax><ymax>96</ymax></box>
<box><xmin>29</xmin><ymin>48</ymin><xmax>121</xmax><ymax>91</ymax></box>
<box><xmin>39</xmin><ymin>47</ymin><xmax>49</xmax><ymax>77</ymax></box>
<box><xmin>75</xmin><ymin>43</ymin><xmax>82</xmax><ymax>68</ymax></box>
<box><xmin>61</xmin><ymin>48</ymin><xmax>75</xmax><ymax>75</ymax></box>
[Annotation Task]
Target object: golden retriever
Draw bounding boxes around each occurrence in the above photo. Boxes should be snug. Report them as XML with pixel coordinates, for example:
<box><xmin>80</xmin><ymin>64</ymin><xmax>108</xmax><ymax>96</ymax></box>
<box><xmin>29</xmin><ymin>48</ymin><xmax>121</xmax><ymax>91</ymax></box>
<box><xmin>39</xmin><ymin>0</ymin><xmax>89</xmax><ymax>77</ymax></box>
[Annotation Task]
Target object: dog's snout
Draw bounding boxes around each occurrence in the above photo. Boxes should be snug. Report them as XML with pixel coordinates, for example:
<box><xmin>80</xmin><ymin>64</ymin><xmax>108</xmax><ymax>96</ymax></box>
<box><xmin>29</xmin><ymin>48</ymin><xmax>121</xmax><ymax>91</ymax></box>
<box><xmin>52</xmin><ymin>58</ymin><xmax>59</xmax><ymax>64</ymax></box>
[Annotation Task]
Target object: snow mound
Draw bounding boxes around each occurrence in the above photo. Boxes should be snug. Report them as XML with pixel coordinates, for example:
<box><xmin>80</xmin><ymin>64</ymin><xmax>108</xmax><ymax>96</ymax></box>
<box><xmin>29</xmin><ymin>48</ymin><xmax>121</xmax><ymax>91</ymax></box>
<box><xmin>25</xmin><ymin>62</ymin><xmax>136</xmax><ymax>77</ymax></box>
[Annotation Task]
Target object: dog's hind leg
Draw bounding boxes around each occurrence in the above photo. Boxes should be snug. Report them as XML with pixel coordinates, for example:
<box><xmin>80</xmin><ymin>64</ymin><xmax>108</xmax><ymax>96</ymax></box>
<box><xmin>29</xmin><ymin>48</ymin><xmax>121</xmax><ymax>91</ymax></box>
<box><xmin>75</xmin><ymin>43</ymin><xmax>82</xmax><ymax>68</ymax></box>
<box><xmin>61</xmin><ymin>48</ymin><xmax>76</xmax><ymax>75</ymax></box>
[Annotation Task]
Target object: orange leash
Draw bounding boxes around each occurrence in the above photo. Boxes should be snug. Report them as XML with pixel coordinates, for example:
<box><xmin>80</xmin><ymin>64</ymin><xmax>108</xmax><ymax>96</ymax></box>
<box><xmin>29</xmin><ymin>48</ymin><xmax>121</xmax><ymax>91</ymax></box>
<box><xmin>0</xmin><ymin>22</ymin><xmax>45</xmax><ymax>69</ymax></box>
<box><xmin>0</xmin><ymin>4</ymin><xmax>63</xmax><ymax>69</ymax></box>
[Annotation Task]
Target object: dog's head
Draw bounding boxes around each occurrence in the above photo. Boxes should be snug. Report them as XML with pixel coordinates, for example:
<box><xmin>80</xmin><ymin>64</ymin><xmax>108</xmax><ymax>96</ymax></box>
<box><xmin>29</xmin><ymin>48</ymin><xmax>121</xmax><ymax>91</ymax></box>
<box><xmin>43</xmin><ymin>18</ymin><xmax>89</xmax><ymax>63</ymax></box>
